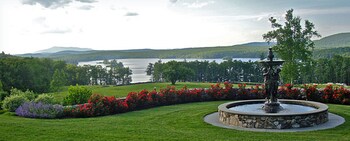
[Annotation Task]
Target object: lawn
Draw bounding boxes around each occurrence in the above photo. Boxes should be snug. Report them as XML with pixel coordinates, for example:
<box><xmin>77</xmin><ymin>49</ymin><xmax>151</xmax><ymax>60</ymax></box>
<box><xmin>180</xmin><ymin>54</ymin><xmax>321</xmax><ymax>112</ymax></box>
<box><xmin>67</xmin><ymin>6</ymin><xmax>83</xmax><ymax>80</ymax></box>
<box><xmin>0</xmin><ymin>101</ymin><xmax>349</xmax><ymax>141</ymax></box>
<box><xmin>50</xmin><ymin>82</ymin><xmax>217</xmax><ymax>101</ymax></box>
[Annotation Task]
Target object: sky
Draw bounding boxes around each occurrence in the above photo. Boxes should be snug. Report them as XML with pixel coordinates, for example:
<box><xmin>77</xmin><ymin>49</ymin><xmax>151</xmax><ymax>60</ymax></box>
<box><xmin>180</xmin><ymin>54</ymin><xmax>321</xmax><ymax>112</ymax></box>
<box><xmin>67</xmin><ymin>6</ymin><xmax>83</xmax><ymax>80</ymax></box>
<box><xmin>1</xmin><ymin>0</ymin><xmax>350</xmax><ymax>54</ymax></box>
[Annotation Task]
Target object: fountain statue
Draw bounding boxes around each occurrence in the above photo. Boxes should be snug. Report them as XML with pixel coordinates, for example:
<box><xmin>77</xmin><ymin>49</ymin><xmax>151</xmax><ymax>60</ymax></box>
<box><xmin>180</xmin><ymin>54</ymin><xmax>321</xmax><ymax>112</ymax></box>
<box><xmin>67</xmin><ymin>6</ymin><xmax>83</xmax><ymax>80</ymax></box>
<box><xmin>260</xmin><ymin>48</ymin><xmax>284</xmax><ymax>113</ymax></box>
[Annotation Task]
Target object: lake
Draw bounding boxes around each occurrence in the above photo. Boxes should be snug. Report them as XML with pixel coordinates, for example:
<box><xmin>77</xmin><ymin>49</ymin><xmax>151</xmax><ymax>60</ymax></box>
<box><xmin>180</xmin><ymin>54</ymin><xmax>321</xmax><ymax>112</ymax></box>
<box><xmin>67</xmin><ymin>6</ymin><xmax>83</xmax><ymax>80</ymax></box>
<box><xmin>78</xmin><ymin>58</ymin><xmax>260</xmax><ymax>83</ymax></box>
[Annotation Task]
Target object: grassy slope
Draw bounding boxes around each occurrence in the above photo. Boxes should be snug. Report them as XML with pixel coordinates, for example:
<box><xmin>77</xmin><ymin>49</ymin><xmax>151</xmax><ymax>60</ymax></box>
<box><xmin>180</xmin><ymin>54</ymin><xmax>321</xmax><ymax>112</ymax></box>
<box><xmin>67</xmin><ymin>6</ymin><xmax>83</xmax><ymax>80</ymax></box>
<box><xmin>314</xmin><ymin>32</ymin><xmax>350</xmax><ymax>49</ymax></box>
<box><xmin>51</xmin><ymin>82</ymin><xmax>217</xmax><ymax>101</ymax></box>
<box><xmin>0</xmin><ymin>101</ymin><xmax>349</xmax><ymax>141</ymax></box>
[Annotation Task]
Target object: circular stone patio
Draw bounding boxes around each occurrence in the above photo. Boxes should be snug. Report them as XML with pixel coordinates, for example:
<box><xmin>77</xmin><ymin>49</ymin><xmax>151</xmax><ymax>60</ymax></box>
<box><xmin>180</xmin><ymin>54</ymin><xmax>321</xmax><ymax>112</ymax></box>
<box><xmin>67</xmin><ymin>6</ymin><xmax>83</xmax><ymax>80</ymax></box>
<box><xmin>204</xmin><ymin>112</ymin><xmax>345</xmax><ymax>132</ymax></box>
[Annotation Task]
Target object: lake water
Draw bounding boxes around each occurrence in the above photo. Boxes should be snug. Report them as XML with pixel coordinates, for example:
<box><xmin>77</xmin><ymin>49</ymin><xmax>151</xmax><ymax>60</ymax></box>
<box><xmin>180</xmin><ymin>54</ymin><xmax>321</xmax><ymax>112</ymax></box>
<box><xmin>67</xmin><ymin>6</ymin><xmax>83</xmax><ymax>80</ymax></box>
<box><xmin>78</xmin><ymin>58</ymin><xmax>260</xmax><ymax>83</ymax></box>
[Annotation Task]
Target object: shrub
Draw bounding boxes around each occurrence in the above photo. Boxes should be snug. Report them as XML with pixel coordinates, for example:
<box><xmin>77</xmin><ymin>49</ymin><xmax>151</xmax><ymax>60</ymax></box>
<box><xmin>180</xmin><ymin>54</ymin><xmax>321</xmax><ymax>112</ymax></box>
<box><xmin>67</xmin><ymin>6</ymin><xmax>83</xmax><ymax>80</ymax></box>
<box><xmin>10</xmin><ymin>88</ymin><xmax>36</xmax><ymax>101</ymax></box>
<box><xmin>63</xmin><ymin>85</ymin><xmax>92</xmax><ymax>105</ymax></box>
<box><xmin>303</xmin><ymin>84</ymin><xmax>320</xmax><ymax>101</ymax></box>
<box><xmin>35</xmin><ymin>94</ymin><xmax>55</xmax><ymax>104</ymax></box>
<box><xmin>2</xmin><ymin>95</ymin><xmax>29</xmax><ymax>112</ymax></box>
<box><xmin>64</xmin><ymin>94</ymin><xmax>128</xmax><ymax>118</ymax></box>
<box><xmin>125</xmin><ymin>92</ymin><xmax>138</xmax><ymax>110</ymax></box>
<box><xmin>0</xmin><ymin>91</ymin><xmax>9</xmax><ymax>101</ymax></box>
<box><xmin>160</xmin><ymin>86</ymin><xmax>178</xmax><ymax>104</ymax></box>
<box><xmin>15</xmin><ymin>102</ymin><xmax>64</xmax><ymax>118</ymax></box>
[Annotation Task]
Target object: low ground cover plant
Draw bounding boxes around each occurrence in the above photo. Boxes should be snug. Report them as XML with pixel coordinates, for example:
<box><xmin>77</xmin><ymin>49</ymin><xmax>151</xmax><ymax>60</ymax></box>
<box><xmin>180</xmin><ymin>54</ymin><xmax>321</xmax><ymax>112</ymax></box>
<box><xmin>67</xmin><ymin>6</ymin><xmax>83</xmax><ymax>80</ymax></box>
<box><xmin>15</xmin><ymin>102</ymin><xmax>64</xmax><ymax>118</ymax></box>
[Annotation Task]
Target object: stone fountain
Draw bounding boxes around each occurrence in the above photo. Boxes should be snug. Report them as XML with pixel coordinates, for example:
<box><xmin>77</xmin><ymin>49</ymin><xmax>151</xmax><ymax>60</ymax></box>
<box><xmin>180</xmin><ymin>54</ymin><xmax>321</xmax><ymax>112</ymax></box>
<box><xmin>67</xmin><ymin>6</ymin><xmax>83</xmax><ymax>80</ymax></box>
<box><xmin>217</xmin><ymin>48</ymin><xmax>329</xmax><ymax>129</ymax></box>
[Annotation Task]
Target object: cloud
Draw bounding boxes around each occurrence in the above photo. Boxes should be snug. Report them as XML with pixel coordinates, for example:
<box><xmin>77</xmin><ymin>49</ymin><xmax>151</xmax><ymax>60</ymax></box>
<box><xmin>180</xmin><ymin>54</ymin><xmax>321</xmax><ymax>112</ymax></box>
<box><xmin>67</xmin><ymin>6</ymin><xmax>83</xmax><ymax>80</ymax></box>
<box><xmin>124</xmin><ymin>12</ymin><xmax>139</xmax><ymax>16</ymax></box>
<box><xmin>21</xmin><ymin>0</ymin><xmax>72</xmax><ymax>9</ymax></box>
<box><xmin>78</xmin><ymin>5</ymin><xmax>94</xmax><ymax>10</ymax></box>
<box><xmin>33</xmin><ymin>17</ymin><xmax>46</xmax><ymax>24</ymax></box>
<box><xmin>169</xmin><ymin>0</ymin><xmax>177</xmax><ymax>3</ymax></box>
<box><xmin>21</xmin><ymin>0</ymin><xmax>97</xmax><ymax>9</ymax></box>
<box><xmin>183</xmin><ymin>0</ymin><xmax>215</xmax><ymax>8</ymax></box>
<box><xmin>76</xmin><ymin>0</ymin><xmax>97</xmax><ymax>3</ymax></box>
<box><xmin>41</xmin><ymin>28</ymin><xmax>72</xmax><ymax>34</ymax></box>
<box><xmin>298</xmin><ymin>7</ymin><xmax>350</xmax><ymax>16</ymax></box>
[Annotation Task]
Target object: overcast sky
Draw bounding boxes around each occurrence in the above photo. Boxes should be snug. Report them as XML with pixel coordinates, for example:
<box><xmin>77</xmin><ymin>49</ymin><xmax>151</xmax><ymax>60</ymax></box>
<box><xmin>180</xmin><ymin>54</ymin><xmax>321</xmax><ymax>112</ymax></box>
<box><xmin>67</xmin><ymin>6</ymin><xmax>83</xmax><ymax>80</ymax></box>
<box><xmin>1</xmin><ymin>0</ymin><xmax>350</xmax><ymax>54</ymax></box>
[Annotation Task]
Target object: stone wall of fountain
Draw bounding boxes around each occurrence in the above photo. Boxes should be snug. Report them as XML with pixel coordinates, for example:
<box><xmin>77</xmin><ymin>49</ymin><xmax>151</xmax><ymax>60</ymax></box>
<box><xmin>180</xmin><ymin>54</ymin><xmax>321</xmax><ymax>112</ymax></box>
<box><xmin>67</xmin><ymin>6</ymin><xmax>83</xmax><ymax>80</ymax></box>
<box><xmin>218</xmin><ymin>99</ymin><xmax>328</xmax><ymax>129</ymax></box>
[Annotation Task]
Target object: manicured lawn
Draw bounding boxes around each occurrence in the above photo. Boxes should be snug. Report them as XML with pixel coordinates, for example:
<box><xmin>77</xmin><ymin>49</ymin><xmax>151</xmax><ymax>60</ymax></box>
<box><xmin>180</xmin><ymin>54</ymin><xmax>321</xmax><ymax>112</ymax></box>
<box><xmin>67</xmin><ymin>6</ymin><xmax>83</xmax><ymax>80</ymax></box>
<box><xmin>51</xmin><ymin>82</ymin><xmax>217</xmax><ymax>101</ymax></box>
<box><xmin>0</xmin><ymin>101</ymin><xmax>349</xmax><ymax>141</ymax></box>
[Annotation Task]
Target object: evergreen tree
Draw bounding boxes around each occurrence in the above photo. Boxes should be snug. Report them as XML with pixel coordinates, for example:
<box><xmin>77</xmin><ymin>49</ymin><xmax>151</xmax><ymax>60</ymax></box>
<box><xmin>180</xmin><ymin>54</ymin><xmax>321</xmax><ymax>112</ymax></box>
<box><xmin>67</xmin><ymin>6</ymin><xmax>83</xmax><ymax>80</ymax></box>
<box><xmin>50</xmin><ymin>69</ymin><xmax>67</xmax><ymax>92</ymax></box>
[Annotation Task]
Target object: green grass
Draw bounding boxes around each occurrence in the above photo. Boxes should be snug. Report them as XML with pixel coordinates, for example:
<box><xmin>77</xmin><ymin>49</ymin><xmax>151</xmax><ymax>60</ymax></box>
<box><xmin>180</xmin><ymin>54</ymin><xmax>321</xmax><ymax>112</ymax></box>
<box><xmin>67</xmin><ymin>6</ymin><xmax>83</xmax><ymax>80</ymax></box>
<box><xmin>0</xmin><ymin>101</ymin><xmax>349</xmax><ymax>141</ymax></box>
<box><xmin>51</xmin><ymin>82</ymin><xmax>217</xmax><ymax>101</ymax></box>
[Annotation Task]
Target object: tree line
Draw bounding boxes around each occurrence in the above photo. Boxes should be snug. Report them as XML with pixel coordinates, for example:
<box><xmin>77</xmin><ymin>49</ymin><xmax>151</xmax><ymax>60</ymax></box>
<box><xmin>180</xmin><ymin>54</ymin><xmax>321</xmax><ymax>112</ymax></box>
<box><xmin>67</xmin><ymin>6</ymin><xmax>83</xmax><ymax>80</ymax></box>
<box><xmin>146</xmin><ymin>59</ymin><xmax>264</xmax><ymax>85</ymax></box>
<box><xmin>145</xmin><ymin>55</ymin><xmax>350</xmax><ymax>85</ymax></box>
<box><xmin>0</xmin><ymin>54</ymin><xmax>132</xmax><ymax>93</ymax></box>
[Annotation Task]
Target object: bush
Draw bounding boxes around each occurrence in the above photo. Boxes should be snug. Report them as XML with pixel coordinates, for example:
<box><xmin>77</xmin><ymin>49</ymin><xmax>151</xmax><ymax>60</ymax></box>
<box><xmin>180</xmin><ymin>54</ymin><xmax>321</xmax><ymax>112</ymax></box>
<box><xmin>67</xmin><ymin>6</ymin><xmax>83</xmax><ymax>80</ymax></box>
<box><xmin>63</xmin><ymin>94</ymin><xmax>128</xmax><ymax>118</ymax></box>
<box><xmin>35</xmin><ymin>94</ymin><xmax>55</xmax><ymax>104</ymax></box>
<box><xmin>15</xmin><ymin>102</ymin><xmax>64</xmax><ymax>118</ymax></box>
<box><xmin>63</xmin><ymin>85</ymin><xmax>92</xmax><ymax>105</ymax></box>
<box><xmin>0</xmin><ymin>91</ymin><xmax>9</xmax><ymax>101</ymax></box>
<box><xmin>10</xmin><ymin>88</ymin><xmax>36</xmax><ymax>101</ymax></box>
<box><xmin>2</xmin><ymin>95</ymin><xmax>29</xmax><ymax>112</ymax></box>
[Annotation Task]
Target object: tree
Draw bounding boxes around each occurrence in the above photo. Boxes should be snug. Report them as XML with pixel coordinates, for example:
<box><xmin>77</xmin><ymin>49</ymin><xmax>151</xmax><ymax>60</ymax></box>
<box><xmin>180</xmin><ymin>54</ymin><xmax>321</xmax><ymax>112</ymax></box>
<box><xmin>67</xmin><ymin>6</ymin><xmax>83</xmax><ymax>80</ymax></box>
<box><xmin>163</xmin><ymin>61</ymin><xmax>194</xmax><ymax>85</ymax></box>
<box><xmin>146</xmin><ymin>63</ymin><xmax>154</xmax><ymax>82</ymax></box>
<box><xmin>50</xmin><ymin>69</ymin><xmax>67</xmax><ymax>92</ymax></box>
<box><xmin>153</xmin><ymin>60</ymin><xmax>164</xmax><ymax>82</ymax></box>
<box><xmin>263</xmin><ymin>9</ymin><xmax>321</xmax><ymax>84</ymax></box>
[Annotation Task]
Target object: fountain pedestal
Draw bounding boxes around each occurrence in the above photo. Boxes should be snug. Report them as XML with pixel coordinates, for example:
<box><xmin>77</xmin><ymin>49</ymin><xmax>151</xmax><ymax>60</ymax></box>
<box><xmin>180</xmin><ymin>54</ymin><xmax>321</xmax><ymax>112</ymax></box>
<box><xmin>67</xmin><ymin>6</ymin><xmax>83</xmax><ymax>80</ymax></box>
<box><xmin>260</xmin><ymin>48</ymin><xmax>284</xmax><ymax>113</ymax></box>
<box><xmin>263</xmin><ymin>102</ymin><xmax>281</xmax><ymax>113</ymax></box>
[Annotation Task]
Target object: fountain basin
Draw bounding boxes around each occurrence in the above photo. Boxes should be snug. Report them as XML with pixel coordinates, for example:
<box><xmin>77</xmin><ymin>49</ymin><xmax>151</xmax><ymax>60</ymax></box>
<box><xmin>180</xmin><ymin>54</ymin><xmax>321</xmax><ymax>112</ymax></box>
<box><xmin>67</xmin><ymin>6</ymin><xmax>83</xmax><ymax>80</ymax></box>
<box><xmin>218</xmin><ymin>99</ymin><xmax>328</xmax><ymax>129</ymax></box>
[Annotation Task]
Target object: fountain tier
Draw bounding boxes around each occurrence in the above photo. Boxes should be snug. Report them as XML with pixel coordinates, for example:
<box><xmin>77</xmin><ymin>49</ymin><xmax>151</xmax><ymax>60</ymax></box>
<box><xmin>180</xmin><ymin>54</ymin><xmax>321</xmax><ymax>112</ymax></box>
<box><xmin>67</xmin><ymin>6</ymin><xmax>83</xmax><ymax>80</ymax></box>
<box><xmin>218</xmin><ymin>99</ymin><xmax>328</xmax><ymax>129</ymax></box>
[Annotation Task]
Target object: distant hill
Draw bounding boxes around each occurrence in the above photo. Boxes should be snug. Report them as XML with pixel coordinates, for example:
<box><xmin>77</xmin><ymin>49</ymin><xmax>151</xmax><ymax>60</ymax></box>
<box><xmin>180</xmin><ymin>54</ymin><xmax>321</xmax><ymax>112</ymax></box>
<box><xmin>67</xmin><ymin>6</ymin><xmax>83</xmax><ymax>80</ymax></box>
<box><xmin>35</xmin><ymin>47</ymin><xmax>93</xmax><ymax>53</ymax></box>
<box><xmin>15</xmin><ymin>32</ymin><xmax>350</xmax><ymax>63</ymax></box>
<box><xmin>314</xmin><ymin>32</ymin><xmax>350</xmax><ymax>48</ymax></box>
<box><xmin>240</xmin><ymin>42</ymin><xmax>276</xmax><ymax>47</ymax></box>
<box><xmin>18</xmin><ymin>45</ymin><xmax>269</xmax><ymax>64</ymax></box>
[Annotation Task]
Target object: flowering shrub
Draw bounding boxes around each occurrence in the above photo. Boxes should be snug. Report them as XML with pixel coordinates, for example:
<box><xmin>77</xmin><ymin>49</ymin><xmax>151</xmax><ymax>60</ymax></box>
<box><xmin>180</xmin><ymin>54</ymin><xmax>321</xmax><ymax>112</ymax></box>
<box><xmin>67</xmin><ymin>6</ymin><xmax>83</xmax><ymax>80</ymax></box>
<box><xmin>278</xmin><ymin>84</ymin><xmax>302</xmax><ymax>99</ymax></box>
<box><xmin>10</xmin><ymin>88</ymin><xmax>36</xmax><ymax>101</ymax></box>
<box><xmin>237</xmin><ymin>83</ymin><xmax>249</xmax><ymax>100</ymax></box>
<box><xmin>332</xmin><ymin>86</ymin><xmax>350</xmax><ymax>104</ymax></box>
<box><xmin>16</xmin><ymin>102</ymin><xmax>64</xmax><ymax>118</ymax></box>
<box><xmin>322</xmin><ymin>84</ymin><xmax>334</xmax><ymax>103</ymax></box>
<box><xmin>206</xmin><ymin>83</ymin><xmax>227</xmax><ymax>100</ymax></box>
<box><xmin>249</xmin><ymin>85</ymin><xmax>265</xmax><ymax>99</ymax></box>
<box><xmin>61</xmin><ymin>82</ymin><xmax>350</xmax><ymax>118</ymax></box>
<box><xmin>2</xmin><ymin>94</ymin><xmax>29</xmax><ymax>112</ymax></box>
<box><xmin>35</xmin><ymin>94</ymin><xmax>55</xmax><ymax>104</ymax></box>
<box><xmin>64</xmin><ymin>94</ymin><xmax>128</xmax><ymax>118</ymax></box>
<box><xmin>160</xmin><ymin>86</ymin><xmax>178</xmax><ymax>104</ymax></box>
<box><xmin>125</xmin><ymin>92</ymin><xmax>138</xmax><ymax>110</ymax></box>
<box><xmin>147</xmin><ymin>90</ymin><xmax>164</xmax><ymax>106</ymax></box>
<box><xmin>303</xmin><ymin>84</ymin><xmax>320</xmax><ymax>101</ymax></box>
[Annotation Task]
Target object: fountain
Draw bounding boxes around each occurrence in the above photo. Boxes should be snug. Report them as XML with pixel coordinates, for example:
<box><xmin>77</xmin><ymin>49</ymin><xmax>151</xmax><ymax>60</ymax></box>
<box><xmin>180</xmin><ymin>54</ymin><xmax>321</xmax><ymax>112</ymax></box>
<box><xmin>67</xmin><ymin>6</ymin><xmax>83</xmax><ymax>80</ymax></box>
<box><xmin>217</xmin><ymin>48</ymin><xmax>329</xmax><ymax>129</ymax></box>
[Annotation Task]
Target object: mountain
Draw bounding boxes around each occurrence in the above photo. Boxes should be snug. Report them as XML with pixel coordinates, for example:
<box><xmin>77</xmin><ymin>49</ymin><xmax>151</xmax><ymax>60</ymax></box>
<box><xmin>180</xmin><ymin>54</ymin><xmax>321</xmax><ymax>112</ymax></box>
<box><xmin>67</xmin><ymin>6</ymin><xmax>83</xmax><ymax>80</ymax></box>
<box><xmin>314</xmin><ymin>32</ymin><xmax>350</xmax><ymax>48</ymax></box>
<box><xmin>35</xmin><ymin>47</ymin><xmax>93</xmax><ymax>53</ymax></box>
<box><xmin>15</xmin><ymin>32</ymin><xmax>350</xmax><ymax>63</ymax></box>
<box><xmin>240</xmin><ymin>42</ymin><xmax>276</xmax><ymax>47</ymax></box>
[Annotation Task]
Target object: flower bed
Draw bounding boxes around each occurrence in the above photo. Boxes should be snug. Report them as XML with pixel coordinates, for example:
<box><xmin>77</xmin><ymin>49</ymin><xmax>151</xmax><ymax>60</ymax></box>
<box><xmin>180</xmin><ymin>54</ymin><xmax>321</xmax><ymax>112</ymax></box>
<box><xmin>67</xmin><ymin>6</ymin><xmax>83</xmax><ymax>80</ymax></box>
<box><xmin>15</xmin><ymin>82</ymin><xmax>350</xmax><ymax>118</ymax></box>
